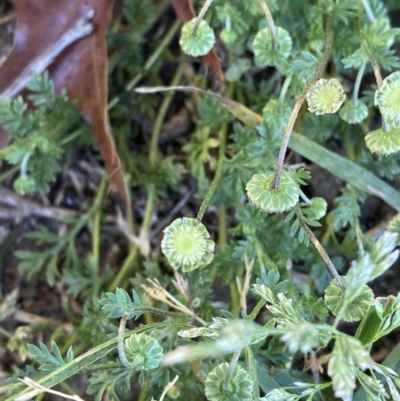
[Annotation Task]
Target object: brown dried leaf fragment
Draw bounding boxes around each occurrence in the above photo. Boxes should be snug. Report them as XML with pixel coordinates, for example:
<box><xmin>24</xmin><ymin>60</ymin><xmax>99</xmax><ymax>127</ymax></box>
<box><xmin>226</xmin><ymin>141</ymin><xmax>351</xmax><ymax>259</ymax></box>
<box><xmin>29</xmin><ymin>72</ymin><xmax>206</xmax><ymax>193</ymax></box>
<box><xmin>0</xmin><ymin>0</ymin><xmax>132</xmax><ymax>229</ymax></box>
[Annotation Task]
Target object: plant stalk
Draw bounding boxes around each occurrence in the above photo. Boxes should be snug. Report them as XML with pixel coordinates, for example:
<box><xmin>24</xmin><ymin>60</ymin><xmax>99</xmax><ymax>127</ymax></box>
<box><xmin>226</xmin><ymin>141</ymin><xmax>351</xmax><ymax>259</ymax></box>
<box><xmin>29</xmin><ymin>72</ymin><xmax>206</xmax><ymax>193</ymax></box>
<box><xmin>270</xmin><ymin>16</ymin><xmax>333</xmax><ymax>190</ymax></box>
<box><xmin>294</xmin><ymin>205</ymin><xmax>345</xmax><ymax>292</ymax></box>
<box><xmin>259</xmin><ymin>0</ymin><xmax>276</xmax><ymax>50</ymax></box>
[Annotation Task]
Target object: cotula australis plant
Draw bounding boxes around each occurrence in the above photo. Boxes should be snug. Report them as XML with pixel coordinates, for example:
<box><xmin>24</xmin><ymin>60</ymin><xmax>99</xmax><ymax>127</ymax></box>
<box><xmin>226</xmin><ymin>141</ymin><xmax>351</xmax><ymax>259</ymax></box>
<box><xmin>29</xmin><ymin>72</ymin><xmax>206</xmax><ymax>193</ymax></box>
<box><xmin>4</xmin><ymin>1</ymin><xmax>400</xmax><ymax>401</ymax></box>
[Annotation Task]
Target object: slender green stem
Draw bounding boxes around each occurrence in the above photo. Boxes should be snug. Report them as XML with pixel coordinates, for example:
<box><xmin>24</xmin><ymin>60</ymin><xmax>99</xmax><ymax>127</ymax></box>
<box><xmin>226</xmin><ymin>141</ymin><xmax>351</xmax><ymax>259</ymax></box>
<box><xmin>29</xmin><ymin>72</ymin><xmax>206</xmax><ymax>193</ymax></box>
<box><xmin>247</xmin><ymin>299</ymin><xmax>266</xmax><ymax>321</ymax></box>
<box><xmin>299</xmin><ymin>189</ymin><xmax>312</xmax><ymax>205</ymax></box>
<box><xmin>270</xmin><ymin>16</ymin><xmax>333</xmax><ymax>190</ymax></box>
<box><xmin>108</xmin><ymin>246</ymin><xmax>139</xmax><ymax>291</ymax></box>
<box><xmin>352</xmin><ymin>63</ymin><xmax>366</xmax><ymax>106</ymax></box>
<box><xmin>117</xmin><ymin>314</ymin><xmax>132</xmax><ymax>368</ymax></box>
<box><xmin>259</xmin><ymin>0</ymin><xmax>276</xmax><ymax>50</ymax></box>
<box><xmin>60</xmin><ymin>128</ymin><xmax>83</xmax><ymax>146</ymax></box>
<box><xmin>149</xmin><ymin>64</ymin><xmax>185</xmax><ymax>166</ymax></box>
<box><xmin>20</xmin><ymin>151</ymin><xmax>32</xmax><ymax>179</ymax></box>
<box><xmin>294</xmin><ymin>205</ymin><xmax>345</xmax><ymax>292</ymax></box>
<box><xmin>229</xmin><ymin>283</ymin><xmax>240</xmax><ymax>318</ymax></box>
<box><xmin>108</xmin><ymin>20</ymin><xmax>182</xmax><ymax>110</ymax></box>
<box><xmin>196</xmin><ymin>154</ymin><xmax>225</xmax><ymax>221</ymax></box>
<box><xmin>278</xmin><ymin>74</ymin><xmax>293</xmax><ymax>113</ymax></box>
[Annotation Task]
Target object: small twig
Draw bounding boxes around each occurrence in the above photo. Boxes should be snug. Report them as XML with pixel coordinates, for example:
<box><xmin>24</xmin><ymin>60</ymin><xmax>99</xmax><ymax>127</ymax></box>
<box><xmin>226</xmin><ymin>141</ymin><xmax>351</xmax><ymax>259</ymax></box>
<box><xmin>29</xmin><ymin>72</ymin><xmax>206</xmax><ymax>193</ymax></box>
<box><xmin>15</xmin><ymin>377</ymin><xmax>85</xmax><ymax>401</ymax></box>
<box><xmin>294</xmin><ymin>205</ymin><xmax>345</xmax><ymax>292</ymax></box>
<box><xmin>159</xmin><ymin>376</ymin><xmax>179</xmax><ymax>401</ymax></box>
<box><xmin>143</xmin><ymin>278</ymin><xmax>207</xmax><ymax>325</ymax></box>
<box><xmin>0</xmin><ymin>7</ymin><xmax>94</xmax><ymax>99</ymax></box>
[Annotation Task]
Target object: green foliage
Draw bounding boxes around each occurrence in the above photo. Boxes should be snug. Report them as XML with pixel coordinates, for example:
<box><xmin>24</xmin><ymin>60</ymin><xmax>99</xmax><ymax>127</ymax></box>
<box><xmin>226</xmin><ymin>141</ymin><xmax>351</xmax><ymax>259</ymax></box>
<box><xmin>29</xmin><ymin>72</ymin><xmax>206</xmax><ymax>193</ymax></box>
<box><xmin>99</xmin><ymin>288</ymin><xmax>147</xmax><ymax>320</ymax></box>
<box><xmin>0</xmin><ymin>72</ymin><xmax>83</xmax><ymax>194</ymax></box>
<box><xmin>27</xmin><ymin>341</ymin><xmax>74</xmax><ymax>371</ymax></box>
<box><xmin>5</xmin><ymin>1</ymin><xmax>400</xmax><ymax>401</ymax></box>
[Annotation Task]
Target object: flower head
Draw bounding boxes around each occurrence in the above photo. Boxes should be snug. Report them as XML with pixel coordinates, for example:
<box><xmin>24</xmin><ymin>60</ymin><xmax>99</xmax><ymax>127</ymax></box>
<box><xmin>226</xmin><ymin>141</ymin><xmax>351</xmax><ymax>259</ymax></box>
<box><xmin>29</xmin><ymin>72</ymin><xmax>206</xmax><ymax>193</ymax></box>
<box><xmin>375</xmin><ymin>71</ymin><xmax>400</xmax><ymax>127</ymax></box>
<box><xmin>180</xmin><ymin>19</ymin><xmax>215</xmax><ymax>57</ymax></box>
<box><xmin>205</xmin><ymin>362</ymin><xmax>253</xmax><ymax>401</ymax></box>
<box><xmin>253</xmin><ymin>27</ymin><xmax>292</xmax><ymax>68</ymax></box>
<box><xmin>124</xmin><ymin>333</ymin><xmax>163</xmax><ymax>371</ymax></box>
<box><xmin>14</xmin><ymin>176</ymin><xmax>36</xmax><ymax>195</ymax></box>
<box><xmin>365</xmin><ymin>127</ymin><xmax>400</xmax><ymax>156</ymax></box>
<box><xmin>339</xmin><ymin>100</ymin><xmax>369</xmax><ymax>124</ymax></box>
<box><xmin>324</xmin><ymin>277</ymin><xmax>373</xmax><ymax>322</ymax></box>
<box><xmin>246</xmin><ymin>172</ymin><xmax>300</xmax><ymax>214</ymax></box>
<box><xmin>161</xmin><ymin>217</ymin><xmax>215</xmax><ymax>272</ymax></box>
<box><xmin>306</xmin><ymin>79</ymin><xmax>345</xmax><ymax>115</ymax></box>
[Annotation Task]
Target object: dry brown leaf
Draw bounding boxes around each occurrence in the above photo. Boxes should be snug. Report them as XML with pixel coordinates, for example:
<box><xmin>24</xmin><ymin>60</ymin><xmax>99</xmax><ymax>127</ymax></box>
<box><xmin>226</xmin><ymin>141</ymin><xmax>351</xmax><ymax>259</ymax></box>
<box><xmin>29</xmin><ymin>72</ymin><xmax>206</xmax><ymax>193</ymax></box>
<box><xmin>170</xmin><ymin>0</ymin><xmax>224</xmax><ymax>81</ymax></box>
<box><xmin>0</xmin><ymin>0</ymin><xmax>132</xmax><ymax>229</ymax></box>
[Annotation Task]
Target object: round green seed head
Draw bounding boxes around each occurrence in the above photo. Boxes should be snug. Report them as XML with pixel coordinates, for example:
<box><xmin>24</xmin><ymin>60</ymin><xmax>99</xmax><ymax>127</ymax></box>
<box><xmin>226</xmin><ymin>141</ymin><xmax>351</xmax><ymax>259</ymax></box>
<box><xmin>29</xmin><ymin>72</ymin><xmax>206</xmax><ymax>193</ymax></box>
<box><xmin>306</xmin><ymin>79</ymin><xmax>345</xmax><ymax>115</ymax></box>
<box><xmin>339</xmin><ymin>100</ymin><xmax>369</xmax><ymax>124</ymax></box>
<box><xmin>365</xmin><ymin>127</ymin><xmax>400</xmax><ymax>156</ymax></box>
<box><xmin>205</xmin><ymin>362</ymin><xmax>253</xmax><ymax>401</ymax></box>
<box><xmin>161</xmin><ymin>217</ymin><xmax>215</xmax><ymax>272</ymax></box>
<box><xmin>375</xmin><ymin>71</ymin><xmax>400</xmax><ymax>128</ymax></box>
<box><xmin>253</xmin><ymin>26</ymin><xmax>292</xmax><ymax>68</ymax></box>
<box><xmin>180</xmin><ymin>19</ymin><xmax>215</xmax><ymax>57</ymax></box>
<box><xmin>246</xmin><ymin>172</ymin><xmax>300</xmax><ymax>214</ymax></box>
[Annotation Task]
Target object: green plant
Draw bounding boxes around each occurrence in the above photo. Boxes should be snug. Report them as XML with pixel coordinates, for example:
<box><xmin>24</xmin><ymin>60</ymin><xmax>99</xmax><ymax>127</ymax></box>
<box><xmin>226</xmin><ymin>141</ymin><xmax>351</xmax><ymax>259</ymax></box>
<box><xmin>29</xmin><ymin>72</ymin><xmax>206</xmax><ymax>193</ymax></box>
<box><xmin>3</xmin><ymin>0</ymin><xmax>400</xmax><ymax>401</ymax></box>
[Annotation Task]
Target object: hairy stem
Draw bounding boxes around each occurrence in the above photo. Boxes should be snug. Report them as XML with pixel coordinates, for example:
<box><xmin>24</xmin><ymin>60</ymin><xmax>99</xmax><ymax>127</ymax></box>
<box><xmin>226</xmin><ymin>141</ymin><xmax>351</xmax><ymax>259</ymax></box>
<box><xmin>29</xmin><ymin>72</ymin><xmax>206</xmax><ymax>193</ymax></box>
<box><xmin>118</xmin><ymin>314</ymin><xmax>133</xmax><ymax>368</ymax></box>
<box><xmin>362</xmin><ymin>43</ymin><xmax>382</xmax><ymax>88</ymax></box>
<box><xmin>362</xmin><ymin>43</ymin><xmax>389</xmax><ymax>131</ymax></box>
<box><xmin>270</xmin><ymin>16</ymin><xmax>333</xmax><ymax>190</ymax></box>
<box><xmin>294</xmin><ymin>205</ymin><xmax>345</xmax><ymax>292</ymax></box>
<box><xmin>259</xmin><ymin>0</ymin><xmax>276</xmax><ymax>50</ymax></box>
<box><xmin>193</xmin><ymin>0</ymin><xmax>214</xmax><ymax>35</ymax></box>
